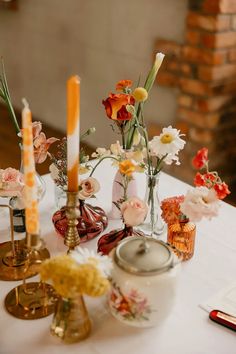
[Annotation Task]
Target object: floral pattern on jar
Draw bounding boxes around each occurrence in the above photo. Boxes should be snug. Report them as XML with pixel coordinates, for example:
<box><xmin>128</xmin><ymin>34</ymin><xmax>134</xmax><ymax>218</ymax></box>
<box><xmin>109</xmin><ymin>282</ymin><xmax>153</xmax><ymax>322</ymax></box>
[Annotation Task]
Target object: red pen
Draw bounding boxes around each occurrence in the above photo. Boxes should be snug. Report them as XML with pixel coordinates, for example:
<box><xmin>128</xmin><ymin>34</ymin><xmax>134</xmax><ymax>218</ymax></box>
<box><xmin>209</xmin><ymin>310</ymin><xmax>236</xmax><ymax>332</ymax></box>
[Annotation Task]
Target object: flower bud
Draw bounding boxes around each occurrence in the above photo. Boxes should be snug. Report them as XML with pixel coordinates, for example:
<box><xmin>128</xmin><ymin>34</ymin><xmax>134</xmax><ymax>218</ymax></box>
<box><xmin>132</xmin><ymin>87</ymin><xmax>148</xmax><ymax>102</ymax></box>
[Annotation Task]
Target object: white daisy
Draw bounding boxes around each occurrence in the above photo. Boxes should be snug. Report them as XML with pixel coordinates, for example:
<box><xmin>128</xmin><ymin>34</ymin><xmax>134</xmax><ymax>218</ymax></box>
<box><xmin>149</xmin><ymin>126</ymin><xmax>185</xmax><ymax>160</ymax></box>
<box><xmin>71</xmin><ymin>247</ymin><xmax>112</xmax><ymax>277</ymax></box>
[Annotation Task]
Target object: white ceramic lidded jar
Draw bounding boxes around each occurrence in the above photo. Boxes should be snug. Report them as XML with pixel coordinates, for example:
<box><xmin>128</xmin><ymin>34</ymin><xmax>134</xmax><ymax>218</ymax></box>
<box><xmin>109</xmin><ymin>236</ymin><xmax>181</xmax><ymax>328</ymax></box>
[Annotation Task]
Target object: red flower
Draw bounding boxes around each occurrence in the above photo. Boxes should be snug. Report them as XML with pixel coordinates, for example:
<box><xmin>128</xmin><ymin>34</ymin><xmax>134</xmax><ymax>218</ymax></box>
<box><xmin>194</xmin><ymin>172</ymin><xmax>206</xmax><ymax>187</ymax></box>
<box><xmin>102</xmin><ymin>93</ymin><xmax>135</xmax><ymax>121</ymax></box>
<box><xmin>214</xmin><ymin>182</ymin><xmax>230</xmax><ymax>200</ymax></box>
<box><xmin>116</xmin><ymin>80</ymin><xmax>132</xmax><ymax>92</ymax></box>
<box><xmin>192</xmin><ymin>147</ymin><xmax>208</xmax><ymax>169</ymax></box>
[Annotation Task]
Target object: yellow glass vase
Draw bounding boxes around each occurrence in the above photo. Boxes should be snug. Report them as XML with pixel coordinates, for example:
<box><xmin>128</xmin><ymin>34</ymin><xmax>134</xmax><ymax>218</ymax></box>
<box><xmin>50</xmin><ymin>295</ymin><xmax>91</xmax><ymax>343</ymax></box>
<box><xmin>167</xmin><ymin>221</ymin><xmax>196</xmax><ymax>261</ymax></box>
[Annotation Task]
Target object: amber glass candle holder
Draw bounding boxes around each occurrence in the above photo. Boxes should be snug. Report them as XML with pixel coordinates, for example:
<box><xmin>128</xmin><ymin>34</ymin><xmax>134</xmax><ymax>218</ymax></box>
<box><xmin>167</xmin><ymin>221</ymin><xmax>196</xmax><ymax>261</ymax></box>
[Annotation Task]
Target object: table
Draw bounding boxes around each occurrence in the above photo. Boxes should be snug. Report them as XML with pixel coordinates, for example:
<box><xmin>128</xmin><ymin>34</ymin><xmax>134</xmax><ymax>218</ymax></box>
<box><xmin>0</xmin><ymin>161</ymin><xmax>235</xmax><ymax>354</ymax></box>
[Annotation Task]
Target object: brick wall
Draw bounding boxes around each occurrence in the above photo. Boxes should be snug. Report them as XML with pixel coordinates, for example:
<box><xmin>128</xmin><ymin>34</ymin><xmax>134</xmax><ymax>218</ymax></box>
<box><xmin>155</xmin><ymin>0</ymin><xmax>236</xmax><ymax>200</ymax></box>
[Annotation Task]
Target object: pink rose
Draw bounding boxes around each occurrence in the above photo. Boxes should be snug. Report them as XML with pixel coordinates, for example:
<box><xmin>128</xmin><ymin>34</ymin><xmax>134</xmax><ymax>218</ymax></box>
<box><xmin>78</xmin><ymin>177</ymin><xmax>100</xmax><ymax>200</ymax></box>
<box><xmin>121</xmin><ymin>197</ymin><xmax>148</xmax><ymax>227</ymax></box>
<box><xmin>0</xmin><ymin>168</ymin><xmax>24</xmax><ymax>197</ymax></box>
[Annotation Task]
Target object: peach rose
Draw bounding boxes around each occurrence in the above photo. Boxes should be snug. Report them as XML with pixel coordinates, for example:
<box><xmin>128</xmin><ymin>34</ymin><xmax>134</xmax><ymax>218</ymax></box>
<box><xmin>102</xmin><ymin>93</ymin><xmax>135</xmax><ymax>121</ymax></box>
<box><xmin>78</xmin><ymin>177</ymin><xmax>100</xmax><ymax>200</ymax></box>
<box><xmin>121</xmin><ymin>197</ymin><xmax>148</xmax><ymax>227</ymax></box>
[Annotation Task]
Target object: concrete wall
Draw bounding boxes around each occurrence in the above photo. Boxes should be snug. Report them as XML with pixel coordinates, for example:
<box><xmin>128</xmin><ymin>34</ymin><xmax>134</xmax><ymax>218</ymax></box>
<box><xmin>0</xmin><ymin>0</ymin><xmax>187</xmax><ymax>147</ymax></box>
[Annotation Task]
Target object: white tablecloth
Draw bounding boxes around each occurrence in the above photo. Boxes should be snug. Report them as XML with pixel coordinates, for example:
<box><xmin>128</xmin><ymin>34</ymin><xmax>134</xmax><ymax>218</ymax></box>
<box><xmin>0</xmin><ymin>162</ymin><xmax>235</xmax><ymax>354</ymax></box>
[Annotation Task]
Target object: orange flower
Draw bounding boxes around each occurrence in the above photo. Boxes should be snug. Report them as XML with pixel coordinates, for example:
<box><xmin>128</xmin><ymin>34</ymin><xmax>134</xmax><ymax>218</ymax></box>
<box><xmin>214</xmin><ymin>182</ymin><xmax>230</xmax><ymax>200</ymax></box>
<box><xmin>119</xmin><ymin>160</ymin><xmax>136</xmax><ymax>176</ymax></box>
<box><xmin>102</xmin><ymin>93</ymin><xmax>135</xmax><ymax>121</ymax></box>
<box><xmin>192</xmin><ymin>147</ymin><xmax>208</xmax><ymax>169</ymax></box>
<box><xmin>194</xmin><ymin>172</ymin><xmax>205</xmax><ymax>187</ymax></box>
<box><xmin>116</xmin><ymin>80</ymin><xmax>132</xmax><ymax>92</ymax></box>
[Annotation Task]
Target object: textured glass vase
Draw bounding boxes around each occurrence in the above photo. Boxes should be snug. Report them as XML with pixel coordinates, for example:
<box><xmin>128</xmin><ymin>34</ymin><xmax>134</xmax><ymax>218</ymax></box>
<box><xmin>97</xmin><ymin>225</ymin><xmax>144</xmax><ymax>255</ymax></box>
<box><xmin>52</xmin><ymin>200</ymin><xmax>108</xmax><ymax>243</ymax></box>
<box><xmin>167</xmin><ymin>221</ymin><xmax>196</xmax><ymax>261</ymax></box>
<box><xmin>50</xmin><ymin>295</ymin><xmax>91</xmax><ymax>343</ymax></box>
<box><xmin>137</xmin><ymin>173</ymin><xmax>164</xmax><ymax>237</ymax></box>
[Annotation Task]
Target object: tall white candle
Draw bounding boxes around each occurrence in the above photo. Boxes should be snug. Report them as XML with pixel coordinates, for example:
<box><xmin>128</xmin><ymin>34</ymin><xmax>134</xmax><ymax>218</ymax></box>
<box><xmin>67</xmin><ymin>76</ymin><xmax>80</xmax><ymax>192</ymax></box>
<box><xmin>22</xmin><ymin>99</ymin><xmax>39</xmax><ymax>235</ymax></box>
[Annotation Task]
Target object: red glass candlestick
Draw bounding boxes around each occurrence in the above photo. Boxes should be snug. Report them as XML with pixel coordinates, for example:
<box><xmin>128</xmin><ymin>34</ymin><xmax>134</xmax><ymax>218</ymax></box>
<box><xmin>52</xmin><ymin>201</ymin><xmax>108</xmax><ymax>243</ymax></box>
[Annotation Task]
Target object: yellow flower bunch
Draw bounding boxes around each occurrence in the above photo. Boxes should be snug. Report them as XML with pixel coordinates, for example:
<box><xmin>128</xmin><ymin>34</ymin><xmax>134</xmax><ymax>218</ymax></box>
<box><xmin>40</xmin><ymin>255</ymin><xmax>110</xmax><ymax>299</ymax></box>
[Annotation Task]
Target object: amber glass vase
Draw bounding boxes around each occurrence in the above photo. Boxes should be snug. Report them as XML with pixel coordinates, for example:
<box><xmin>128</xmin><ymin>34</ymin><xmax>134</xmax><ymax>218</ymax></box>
<box><xmin>167</xmin><ymin>221</ymin><xmax>196</xmax><ymax>261</ymax></box>
<box><xmin>50</xmin><ymin>295</ymin><xmax>91</xmax><ymax>343</ymax></box>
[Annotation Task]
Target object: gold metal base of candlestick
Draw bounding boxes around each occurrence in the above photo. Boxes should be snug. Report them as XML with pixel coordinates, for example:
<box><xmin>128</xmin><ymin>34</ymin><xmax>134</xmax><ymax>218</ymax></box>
<box><xmin>64</xmin><ymin>191</ymin><xmax>81</xmax><ymax>252</ymax></box>
<box><xmin>5</xmin><ymin>282</ymin><xmax>58</xmax><ymax>319</ymax></box>
<box><xmin>0</xmin><ymin>239</ymin><xmax>50</xmax><ymax>281</ymax></box>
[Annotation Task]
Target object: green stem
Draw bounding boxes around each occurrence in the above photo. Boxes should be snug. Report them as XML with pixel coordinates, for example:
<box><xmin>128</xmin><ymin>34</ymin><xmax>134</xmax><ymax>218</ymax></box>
<box><xmin>153</xmin><ymin>154</ymin><xmax>167</xmax><ymax>175</ymax></box>
<box><xmin>89</xmin><ymin>155</ymin><xmax>119</xmax><ymax>177</ymax></box>
<box><xmin>0</xmin><ymin>60</ymin><xmax>20</xmax><ymax>135</ymax></box>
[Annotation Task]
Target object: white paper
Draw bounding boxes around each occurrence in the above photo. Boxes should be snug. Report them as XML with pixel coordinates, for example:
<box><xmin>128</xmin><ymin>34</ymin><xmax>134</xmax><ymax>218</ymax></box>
<box><xmin>200</xmin><ymin>282</ymin><xmax>236</xmax><ymax>317</ymax></box>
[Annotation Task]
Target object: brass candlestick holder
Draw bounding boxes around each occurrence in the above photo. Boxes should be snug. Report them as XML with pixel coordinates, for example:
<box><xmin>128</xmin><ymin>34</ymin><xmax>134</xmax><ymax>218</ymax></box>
<box><xmin>5</xmin><ymin>232</ymin><xmax>58</xmax><ymax>320</ymax></box>
<box><xmin>64</xmin><ymin>191</ymin><xmax>81</xmax><ymax>253</ymax></box>
<box><xmin>0</xmin><ymin>204</ymin><xmax>50</xmax><ymax>281</ymax></box>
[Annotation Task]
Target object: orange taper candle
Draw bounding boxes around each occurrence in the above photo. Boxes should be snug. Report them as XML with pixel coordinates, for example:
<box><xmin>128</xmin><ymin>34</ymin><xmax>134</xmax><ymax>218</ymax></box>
<box><xmin>22</xmin><ymin>99</ymin><xmax>39</xmax><ymax>235</ymax></box>
<box><xmin>67</xmin><ymin>76</ymin><xmax>80</xmax><ymax>192</ymax></box>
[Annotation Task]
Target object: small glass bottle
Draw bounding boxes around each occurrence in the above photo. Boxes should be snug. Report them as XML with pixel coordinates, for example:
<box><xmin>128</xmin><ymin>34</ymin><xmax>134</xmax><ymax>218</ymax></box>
<box><xmin>9</xmin><ymin>197</ymin><xmax>25</xmax><ymax>233</ymax></box>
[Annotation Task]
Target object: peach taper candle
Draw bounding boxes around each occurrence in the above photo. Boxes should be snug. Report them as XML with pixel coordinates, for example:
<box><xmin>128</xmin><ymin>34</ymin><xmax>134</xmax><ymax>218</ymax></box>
<box><xmin>67</xmin><ymin>76</ymin><xmax>80</xmax><ymax>192</ymax></box>
<box><xmin>22</xmin><ymin>98</ymin><xmax>39</xmax><ymax>235</ymax></box>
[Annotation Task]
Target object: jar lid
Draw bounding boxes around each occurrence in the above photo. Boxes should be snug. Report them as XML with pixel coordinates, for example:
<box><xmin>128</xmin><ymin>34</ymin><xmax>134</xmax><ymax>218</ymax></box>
<box><xmin>114</xmin><ymin>237</ymin><xmax>174</xmax><ymax>276</ymax></box>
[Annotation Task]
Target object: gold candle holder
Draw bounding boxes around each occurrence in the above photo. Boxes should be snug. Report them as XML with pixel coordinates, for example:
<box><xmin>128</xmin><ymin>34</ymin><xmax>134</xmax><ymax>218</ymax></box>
<box><xmin>0</xmin><ymin>204</ymin><xmax>50</xmax><ymax>281</ymax></box>
<box><xmin>64</xmin><ymin>191</ymin><xmax>80</xmax><ymax>253</ymax></box>
<box><xmin>4</xmin><ymin>232</ymin><xmax>58</xmax><ymax>320</ymax></box>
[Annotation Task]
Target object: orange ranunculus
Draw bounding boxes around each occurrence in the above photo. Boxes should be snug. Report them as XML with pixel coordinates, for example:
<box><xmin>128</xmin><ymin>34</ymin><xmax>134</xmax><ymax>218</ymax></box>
<box><xmin>214</xmin><ymin>182</ymin><xmax>230</xmax><ymax>200</ymax></box>
<box><xmin>192</xmin><ymin>147</ymin><xmax>208</xmax><ymax>169</ymax></box>
<box><xmin>102</xmin><ymin>93</ymin><xmax>135</xmax><ymax>121</ymax></box>
<box><xmin>116</xmin><ymin>80</ymin><xmax>132</xmax><ymax>92</ymax></box>
<box><xmin>119</xmin><ymin>159</ymin><xmax>136</xmax><ymax>176</ymax></box>
<box><xmin>194</xmin><ymin>172</ymin><xmax>205</xmax><ymax>187</ymax></box>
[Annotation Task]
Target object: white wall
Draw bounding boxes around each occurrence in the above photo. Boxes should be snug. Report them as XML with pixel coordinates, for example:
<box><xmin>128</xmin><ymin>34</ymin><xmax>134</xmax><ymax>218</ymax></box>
<box><xmin>0</xmin><ymin>0</ymin><xmax>187</xmax><ymax>147</ymax></box>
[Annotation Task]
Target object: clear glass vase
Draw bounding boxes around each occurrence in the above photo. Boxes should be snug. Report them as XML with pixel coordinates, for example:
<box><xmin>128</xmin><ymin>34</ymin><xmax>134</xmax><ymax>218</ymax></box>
<box><xmin>137</xmin><ymin>173</ymin><xmax>164</xmax><ymax>237</ymax></box>
<box><xmin>54</xmin><ymin>184</ymin><xmax>67</xmax><ymax>209</ymax></box>
<box><xmin>50</xmin><ymin>295</ymin><xmax>91</xmax><ymax>343</ymax></box>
